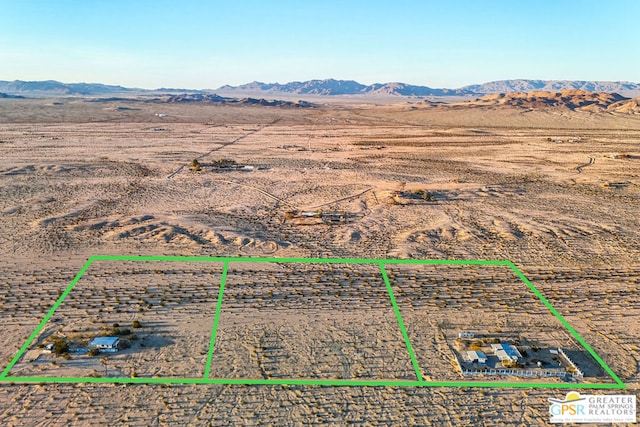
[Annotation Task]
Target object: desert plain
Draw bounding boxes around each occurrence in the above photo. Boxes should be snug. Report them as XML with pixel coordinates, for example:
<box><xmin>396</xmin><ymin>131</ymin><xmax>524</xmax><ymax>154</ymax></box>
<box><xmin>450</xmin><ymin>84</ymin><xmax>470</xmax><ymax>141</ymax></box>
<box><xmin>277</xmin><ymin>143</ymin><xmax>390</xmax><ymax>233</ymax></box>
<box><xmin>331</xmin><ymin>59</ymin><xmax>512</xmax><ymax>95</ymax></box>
<box><xmin>0</xmin><ymin>95</ymin><xmax>639</xmax><ymax>425</ymax></box>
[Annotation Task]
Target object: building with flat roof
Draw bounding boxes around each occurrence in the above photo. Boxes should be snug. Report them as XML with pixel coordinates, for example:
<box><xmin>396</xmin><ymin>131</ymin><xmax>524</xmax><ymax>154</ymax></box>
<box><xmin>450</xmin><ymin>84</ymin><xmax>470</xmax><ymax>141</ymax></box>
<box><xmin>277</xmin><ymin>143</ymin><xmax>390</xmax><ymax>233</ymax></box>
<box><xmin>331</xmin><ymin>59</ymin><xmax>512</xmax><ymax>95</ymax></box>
<box><xmin>491</xmin><ymin>343</ymin><xmax>522</xmax><ymax>362</ymax></box>
<box><xmin>466</xmin><ymin>350</ymin><xmax>487</xmax><ymax>364</ymax></box>
<box><xmin>89</xmin><ymin>336</ymin><xmax>120</xmax><ymax>352</ymax></box>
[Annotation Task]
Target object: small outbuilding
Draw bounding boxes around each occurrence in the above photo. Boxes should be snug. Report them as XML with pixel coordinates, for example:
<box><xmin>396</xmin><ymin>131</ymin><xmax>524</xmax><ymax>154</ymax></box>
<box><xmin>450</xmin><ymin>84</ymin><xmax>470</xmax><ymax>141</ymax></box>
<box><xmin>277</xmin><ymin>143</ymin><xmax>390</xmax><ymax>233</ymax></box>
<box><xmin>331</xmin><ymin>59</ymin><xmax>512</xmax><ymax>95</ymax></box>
<box><xmin>466</xmin><ymin>350</ymin><xmax>487</xmax><ymax>364</ymax></box>
<box><xmin>89</xmin><ymin>336</ymin><xmax>120</xmax><ymax>353</ymax></box>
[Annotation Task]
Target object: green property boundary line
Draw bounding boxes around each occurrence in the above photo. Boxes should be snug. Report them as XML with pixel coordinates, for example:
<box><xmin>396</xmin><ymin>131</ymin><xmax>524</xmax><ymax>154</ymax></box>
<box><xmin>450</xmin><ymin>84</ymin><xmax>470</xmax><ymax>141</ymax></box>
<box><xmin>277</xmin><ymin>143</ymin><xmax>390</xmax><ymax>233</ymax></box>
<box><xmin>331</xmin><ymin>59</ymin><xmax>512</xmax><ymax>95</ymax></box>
<box><xmin>0</xmin><ymin>255</ymin><xmax>627</xmax><ymax>389</ymax></box>
<box><xmin>203</xmin><ymin>261</ymin><xmax>228</xmax><ymax>379</ymax></box>
<box><xmin>379</xmin><ymin>264</ymin><xmax>423</xmax><ymax>382</ymax></box>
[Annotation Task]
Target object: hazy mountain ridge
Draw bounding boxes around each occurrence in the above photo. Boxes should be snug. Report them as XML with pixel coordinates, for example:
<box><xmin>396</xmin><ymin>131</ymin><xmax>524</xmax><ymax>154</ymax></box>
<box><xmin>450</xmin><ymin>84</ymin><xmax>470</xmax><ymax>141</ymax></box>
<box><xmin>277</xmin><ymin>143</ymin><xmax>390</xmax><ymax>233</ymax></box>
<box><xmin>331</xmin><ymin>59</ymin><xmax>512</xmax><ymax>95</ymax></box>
<box><xmin>2</xmin><ymin>78</ymin><xmax>640</xmax><ymax>98</ymax></box>
<box><xmin>0</xmin><ymin>80</ymin><xmax>135</xmax><ymax>95</ymax></box>
<box><xmin>219</xmin><ymin>79</ymin><xmax>466</xmax><ymax>96</ymax></box>
<box><xmin>218</xmin><ymin>79</ymin><xmax>368</xmax><ymax>95</ymax></box>
<box><xmin>218</xmin><ymin>79</ymin><xmax>640</xmax><ymax>98</ymax></box>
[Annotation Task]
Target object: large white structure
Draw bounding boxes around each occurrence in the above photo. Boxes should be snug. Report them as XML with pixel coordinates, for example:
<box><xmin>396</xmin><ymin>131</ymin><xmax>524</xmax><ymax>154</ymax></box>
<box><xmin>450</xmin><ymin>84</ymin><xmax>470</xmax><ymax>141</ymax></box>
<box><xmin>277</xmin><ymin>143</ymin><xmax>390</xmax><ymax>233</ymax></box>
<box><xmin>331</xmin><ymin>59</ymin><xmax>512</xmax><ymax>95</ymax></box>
<box><xmin>491</xmin><ymin>343</ymin><xmax>522</xmax><ymax>362</ymax></box>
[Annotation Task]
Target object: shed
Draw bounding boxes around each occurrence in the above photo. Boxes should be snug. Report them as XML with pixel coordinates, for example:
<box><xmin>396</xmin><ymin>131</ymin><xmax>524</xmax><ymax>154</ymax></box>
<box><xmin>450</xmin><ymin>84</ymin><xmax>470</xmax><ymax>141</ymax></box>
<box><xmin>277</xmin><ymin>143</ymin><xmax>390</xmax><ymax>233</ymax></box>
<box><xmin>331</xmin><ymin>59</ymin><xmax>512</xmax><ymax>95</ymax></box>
<box><xmin>466</xmin><ymin>350</ymin><xmax>487</xmax><ymax>364</ymax></box>
<box><xmin>89</xmin><ymin>336</ymin><xmax>120</xmax><ymax>352</ymax></box>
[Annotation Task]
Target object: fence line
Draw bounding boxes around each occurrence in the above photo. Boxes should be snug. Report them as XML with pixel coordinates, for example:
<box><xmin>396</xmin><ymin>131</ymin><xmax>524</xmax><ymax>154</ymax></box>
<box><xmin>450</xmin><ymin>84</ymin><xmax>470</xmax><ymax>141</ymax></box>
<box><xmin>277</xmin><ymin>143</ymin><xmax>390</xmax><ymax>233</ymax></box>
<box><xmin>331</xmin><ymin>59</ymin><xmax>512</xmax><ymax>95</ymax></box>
<box><xmin>558</xmin><ymin>347</ymin><xmax>584</xmax><ymax>378</ymax></box>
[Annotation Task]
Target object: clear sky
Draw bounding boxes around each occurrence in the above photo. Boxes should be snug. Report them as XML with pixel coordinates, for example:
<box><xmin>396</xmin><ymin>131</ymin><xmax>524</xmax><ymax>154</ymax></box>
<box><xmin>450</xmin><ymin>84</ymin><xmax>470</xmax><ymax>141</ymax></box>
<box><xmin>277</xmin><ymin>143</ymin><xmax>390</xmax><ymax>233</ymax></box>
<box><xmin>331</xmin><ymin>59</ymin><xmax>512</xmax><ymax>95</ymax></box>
<box><xmin>1</xmin><ymin>0</ymin><xmax>638</xmax><ymax>89</ymax></box>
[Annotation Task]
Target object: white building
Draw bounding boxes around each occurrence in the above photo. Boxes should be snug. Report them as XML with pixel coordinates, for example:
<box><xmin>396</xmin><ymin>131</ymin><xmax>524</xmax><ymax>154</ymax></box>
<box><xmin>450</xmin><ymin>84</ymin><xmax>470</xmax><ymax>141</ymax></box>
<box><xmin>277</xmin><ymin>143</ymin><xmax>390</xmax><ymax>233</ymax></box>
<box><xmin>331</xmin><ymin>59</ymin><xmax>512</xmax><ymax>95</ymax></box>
<box><xmin>89</xmin><ymin>336</ymin><xmax>120</xmax><ymax>352</ymax></box>
<box><xmin>491</xmin><ymin>343</ymin><xmax>522</xmax><ymax>362</ymax></box>
<box><xmin>466</xmin><ymin>350</ymin><xmax>487</xmax><ymax>364</ymax></box>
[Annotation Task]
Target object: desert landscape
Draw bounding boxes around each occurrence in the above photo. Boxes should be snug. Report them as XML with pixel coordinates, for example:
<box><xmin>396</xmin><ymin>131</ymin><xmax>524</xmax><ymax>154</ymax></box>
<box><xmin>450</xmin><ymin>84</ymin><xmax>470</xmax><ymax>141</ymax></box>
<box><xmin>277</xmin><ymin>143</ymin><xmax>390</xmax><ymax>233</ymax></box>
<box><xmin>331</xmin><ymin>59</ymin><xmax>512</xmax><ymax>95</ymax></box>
<box><xmin>1</xmin><ymin>91</ymin><xmax>639</xmax><ymax>425</ymax></box>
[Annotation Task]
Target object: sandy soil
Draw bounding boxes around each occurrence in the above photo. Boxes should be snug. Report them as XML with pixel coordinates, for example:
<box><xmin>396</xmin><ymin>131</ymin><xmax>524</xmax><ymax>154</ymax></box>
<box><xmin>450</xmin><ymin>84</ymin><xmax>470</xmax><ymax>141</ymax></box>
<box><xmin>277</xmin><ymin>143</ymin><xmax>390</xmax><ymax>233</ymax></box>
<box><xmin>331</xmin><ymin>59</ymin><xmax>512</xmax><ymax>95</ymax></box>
<box><xmin>0</xmin><ymin>98</ymin><xmax>639</xmax><ymax>425</ymax></box>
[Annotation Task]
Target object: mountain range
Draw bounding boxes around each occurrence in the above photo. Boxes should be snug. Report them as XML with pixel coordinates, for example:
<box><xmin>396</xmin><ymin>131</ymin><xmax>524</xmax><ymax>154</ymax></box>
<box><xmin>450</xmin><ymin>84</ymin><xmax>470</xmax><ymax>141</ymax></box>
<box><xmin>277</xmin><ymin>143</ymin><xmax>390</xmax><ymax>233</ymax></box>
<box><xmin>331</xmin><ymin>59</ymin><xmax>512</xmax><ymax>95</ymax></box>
<box><xmin>2</xmin><ymin>78</ymin><xmax>640</xmax><ymax>98</ymax></box>
<box><xmin>215</xmin><ymin>79</ymin><xmax>640</xmax><ymax>98</ymax></box>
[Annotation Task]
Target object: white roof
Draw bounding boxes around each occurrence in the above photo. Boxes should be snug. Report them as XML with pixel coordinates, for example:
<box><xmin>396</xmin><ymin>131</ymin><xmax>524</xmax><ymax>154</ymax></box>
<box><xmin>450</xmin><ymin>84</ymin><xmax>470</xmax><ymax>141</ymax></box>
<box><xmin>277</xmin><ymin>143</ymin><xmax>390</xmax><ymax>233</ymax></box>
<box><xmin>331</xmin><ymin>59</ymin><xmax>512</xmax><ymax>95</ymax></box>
<box><xmin>493</xmin><ymin>343</ymin><xmax>521</xmax><ymax>361</ymax></box>
<box><xmin>90</xmin><ymin>336</ymin><xmax>119</xmax><ymax>347</ymax></box>
<box><xmin>466</xmin><ymin>350</ymin><xmax>487</xmax><ymax>360</ymax></box>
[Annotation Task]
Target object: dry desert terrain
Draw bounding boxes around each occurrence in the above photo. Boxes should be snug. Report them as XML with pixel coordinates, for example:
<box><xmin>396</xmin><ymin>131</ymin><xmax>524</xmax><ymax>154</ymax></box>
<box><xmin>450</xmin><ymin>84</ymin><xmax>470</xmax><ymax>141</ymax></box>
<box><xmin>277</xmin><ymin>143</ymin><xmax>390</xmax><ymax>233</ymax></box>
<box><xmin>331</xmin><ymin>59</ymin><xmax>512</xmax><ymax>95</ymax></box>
<box><xmin>0</xmin><ymin>96</ymin><xmax>639</xmax><ymax>425</ymax></box>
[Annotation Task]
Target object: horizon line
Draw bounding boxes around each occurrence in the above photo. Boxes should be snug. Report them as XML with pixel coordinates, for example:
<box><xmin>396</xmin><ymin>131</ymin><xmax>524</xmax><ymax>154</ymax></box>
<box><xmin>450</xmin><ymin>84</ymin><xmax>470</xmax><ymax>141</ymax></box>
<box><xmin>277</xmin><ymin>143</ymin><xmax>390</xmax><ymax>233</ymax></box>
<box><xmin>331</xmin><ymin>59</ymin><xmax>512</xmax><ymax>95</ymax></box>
<box><xmin>1</xmin><ymin>77</ymin><xmax>640</xmax><ymax>93</ymax></box>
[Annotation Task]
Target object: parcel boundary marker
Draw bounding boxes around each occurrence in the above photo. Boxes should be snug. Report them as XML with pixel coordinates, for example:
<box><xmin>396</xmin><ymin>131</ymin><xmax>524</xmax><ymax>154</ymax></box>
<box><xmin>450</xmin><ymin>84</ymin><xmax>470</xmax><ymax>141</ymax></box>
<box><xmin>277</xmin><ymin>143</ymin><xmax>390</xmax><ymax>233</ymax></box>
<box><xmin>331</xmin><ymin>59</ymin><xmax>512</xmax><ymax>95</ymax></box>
<box><xmin>0</xmin><ymin>255</ymin><xmax>626</xmax><ymax>389</ymax></box>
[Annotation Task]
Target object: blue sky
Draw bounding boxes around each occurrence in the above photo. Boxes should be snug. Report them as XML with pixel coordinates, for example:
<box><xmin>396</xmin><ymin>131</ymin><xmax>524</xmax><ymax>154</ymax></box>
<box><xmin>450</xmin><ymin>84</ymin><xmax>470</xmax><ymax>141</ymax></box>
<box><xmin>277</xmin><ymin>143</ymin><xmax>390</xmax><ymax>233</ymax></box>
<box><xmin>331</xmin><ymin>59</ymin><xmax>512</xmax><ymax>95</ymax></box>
<box><xmin>1</xmin><ymin>0</ymin><xmax>638</xmax><ymax>89</ymax></box>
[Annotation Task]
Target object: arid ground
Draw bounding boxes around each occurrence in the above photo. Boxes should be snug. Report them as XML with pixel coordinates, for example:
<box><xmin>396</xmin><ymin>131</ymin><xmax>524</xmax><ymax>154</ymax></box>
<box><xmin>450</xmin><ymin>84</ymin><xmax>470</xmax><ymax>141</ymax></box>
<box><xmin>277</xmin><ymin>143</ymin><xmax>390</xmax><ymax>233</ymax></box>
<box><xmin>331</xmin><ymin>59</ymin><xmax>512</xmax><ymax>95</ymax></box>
<box><xmin>0</xmin><ymin>97</ymin><xmax>639</xmax><ymax>425</ymax></box>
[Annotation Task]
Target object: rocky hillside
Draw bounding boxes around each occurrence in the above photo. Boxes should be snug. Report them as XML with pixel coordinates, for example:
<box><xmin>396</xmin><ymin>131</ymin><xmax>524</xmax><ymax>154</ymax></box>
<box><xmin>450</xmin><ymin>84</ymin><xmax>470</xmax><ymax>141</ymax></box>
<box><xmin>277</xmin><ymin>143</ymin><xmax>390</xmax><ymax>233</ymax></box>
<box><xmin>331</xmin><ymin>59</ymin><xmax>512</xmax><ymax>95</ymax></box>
<box><xmin>462</xmin><ymin>80</ymin><xmax>640</xmax><ymax>98</ymax></box>
<box><xmin>468</xmin><ymin>90</ymin><xmax>637</xmax><ymax>111</ymax></box>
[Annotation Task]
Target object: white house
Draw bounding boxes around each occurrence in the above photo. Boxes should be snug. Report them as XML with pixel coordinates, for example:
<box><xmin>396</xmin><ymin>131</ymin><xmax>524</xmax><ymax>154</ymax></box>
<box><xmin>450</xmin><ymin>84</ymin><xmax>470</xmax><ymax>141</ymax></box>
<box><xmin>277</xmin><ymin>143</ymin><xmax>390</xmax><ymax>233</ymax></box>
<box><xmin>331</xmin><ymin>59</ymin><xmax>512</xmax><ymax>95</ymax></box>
<box><xmin>466</xmin><ymin>350</ymin><xmax>487</xmax><ymax>364</ymax></box>
<box><xmin>491</xmin><ymin>343</ymin><xmax>522</xmax><ymax>362</ymax></box>
<box><xmin>89</xmin><ymin>336</ymin><xmax>120</xmax><ymax>352</ymax></box>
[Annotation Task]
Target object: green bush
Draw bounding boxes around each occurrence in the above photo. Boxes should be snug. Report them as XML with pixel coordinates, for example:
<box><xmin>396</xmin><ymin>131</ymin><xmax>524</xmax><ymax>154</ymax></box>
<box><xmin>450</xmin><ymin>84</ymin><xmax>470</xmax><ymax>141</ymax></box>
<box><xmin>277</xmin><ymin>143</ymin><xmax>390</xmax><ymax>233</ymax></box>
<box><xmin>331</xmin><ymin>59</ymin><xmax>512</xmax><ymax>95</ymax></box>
<box><xmin>51</xmin><ymin>338</ymin><xmax>69</xmax><ymax>355</ymax></box>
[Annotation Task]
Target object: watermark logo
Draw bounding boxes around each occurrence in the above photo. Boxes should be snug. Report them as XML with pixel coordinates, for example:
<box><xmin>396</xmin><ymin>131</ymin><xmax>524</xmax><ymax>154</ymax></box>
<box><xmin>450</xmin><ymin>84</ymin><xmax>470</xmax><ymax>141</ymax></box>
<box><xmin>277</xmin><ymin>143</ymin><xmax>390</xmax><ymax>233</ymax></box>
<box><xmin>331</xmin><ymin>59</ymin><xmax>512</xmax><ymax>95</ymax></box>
<box><xmin>549</xmin><ymin>391</ymin><xmax>636</xmax><ymax>423</ymax></box>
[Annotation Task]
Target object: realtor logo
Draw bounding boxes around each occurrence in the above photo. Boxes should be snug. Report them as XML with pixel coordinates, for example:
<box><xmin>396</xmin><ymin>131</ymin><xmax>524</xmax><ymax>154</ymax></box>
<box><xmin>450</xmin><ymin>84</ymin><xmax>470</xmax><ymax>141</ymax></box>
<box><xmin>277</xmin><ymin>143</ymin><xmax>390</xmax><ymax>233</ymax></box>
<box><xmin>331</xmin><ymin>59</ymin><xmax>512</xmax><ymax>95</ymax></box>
<box><xmin>549</xmin><ymin>392</ymin><xmax>636</xmax><ymax>423</ymax></box>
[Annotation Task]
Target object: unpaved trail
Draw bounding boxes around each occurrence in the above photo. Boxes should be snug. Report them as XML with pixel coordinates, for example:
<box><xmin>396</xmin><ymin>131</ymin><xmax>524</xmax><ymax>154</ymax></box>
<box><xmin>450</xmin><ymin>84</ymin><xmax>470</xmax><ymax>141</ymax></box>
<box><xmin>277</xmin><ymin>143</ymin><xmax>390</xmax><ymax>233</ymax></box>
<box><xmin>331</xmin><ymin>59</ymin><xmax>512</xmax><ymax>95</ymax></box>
<box><xmin>167</xmin><ymin>119</ymin><xmax>280</xmax><ymax>179</ymax></box>
<box><xmin>576</xmin><ymin>156</ymin><xmax>595</xmax><ymax>173</ymax></box>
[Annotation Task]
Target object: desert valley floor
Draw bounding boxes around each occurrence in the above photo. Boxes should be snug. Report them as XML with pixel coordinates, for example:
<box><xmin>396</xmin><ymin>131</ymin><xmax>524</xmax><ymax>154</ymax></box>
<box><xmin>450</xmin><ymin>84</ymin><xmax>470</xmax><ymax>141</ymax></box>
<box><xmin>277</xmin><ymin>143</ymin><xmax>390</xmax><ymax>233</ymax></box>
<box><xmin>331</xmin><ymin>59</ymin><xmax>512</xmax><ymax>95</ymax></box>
<box><xmin>0</xmin><ymin>97</ymin><xmax>639</xmax><ymax>425</ymax></box>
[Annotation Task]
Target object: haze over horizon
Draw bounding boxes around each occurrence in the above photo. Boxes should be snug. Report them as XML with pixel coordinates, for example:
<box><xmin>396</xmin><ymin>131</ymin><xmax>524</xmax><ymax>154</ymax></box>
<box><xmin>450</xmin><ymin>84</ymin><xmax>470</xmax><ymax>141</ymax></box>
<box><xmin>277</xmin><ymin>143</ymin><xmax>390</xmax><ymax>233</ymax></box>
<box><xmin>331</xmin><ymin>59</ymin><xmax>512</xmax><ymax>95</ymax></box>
<box><xmin>2</xmin><ymin>1</ymin><xmax>639</xmax><ymax>90</ymax></box>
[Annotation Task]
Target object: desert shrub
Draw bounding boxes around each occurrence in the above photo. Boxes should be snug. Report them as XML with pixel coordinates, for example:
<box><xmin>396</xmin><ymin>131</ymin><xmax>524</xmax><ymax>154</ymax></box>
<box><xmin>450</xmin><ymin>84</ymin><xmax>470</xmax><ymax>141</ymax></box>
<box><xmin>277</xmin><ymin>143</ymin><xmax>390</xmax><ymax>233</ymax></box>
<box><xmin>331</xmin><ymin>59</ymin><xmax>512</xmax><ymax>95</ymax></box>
<box><xmin>51</xmin><ymin>338</ymin><xmax>69</xmax><ymax>355</ymax></box>
<box><xmin>469</xmin><ymin>341</ymin><xmax>483</xmax><ymax>351</ymax></box>
<box><xmin>131</xmin><ymin>320</ymin><xmax>142</xmax><ymax>329</ymax></box>
<box><xmin>191</xmin><ymin>158</ymin><xmax>202</xmax><ymax>171</ymax></box>
<box><xmin>88</xmin><ymin>348</ymin><xmax>100</xmax><ymax>357</ymax></box>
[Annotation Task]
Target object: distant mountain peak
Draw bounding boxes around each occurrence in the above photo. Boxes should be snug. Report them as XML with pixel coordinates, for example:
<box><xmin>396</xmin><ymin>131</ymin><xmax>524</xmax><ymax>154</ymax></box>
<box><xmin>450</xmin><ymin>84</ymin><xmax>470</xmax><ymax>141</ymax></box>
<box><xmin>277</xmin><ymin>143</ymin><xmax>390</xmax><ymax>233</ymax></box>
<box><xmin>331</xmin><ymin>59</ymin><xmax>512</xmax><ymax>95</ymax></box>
<box><xmin>2</xmin><ymin>78</ymin><xmax>640</xmax><ymax>98</ymax></box>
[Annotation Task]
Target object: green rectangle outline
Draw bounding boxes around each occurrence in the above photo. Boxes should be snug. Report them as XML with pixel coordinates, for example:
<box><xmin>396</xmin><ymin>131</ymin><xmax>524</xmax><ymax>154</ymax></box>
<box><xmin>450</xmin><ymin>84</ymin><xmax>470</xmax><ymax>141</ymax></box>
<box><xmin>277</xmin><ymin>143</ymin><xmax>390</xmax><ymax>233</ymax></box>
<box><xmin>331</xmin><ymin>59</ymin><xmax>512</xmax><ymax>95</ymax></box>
<box><xmin>0</xmin><ymin>255</ymin><xmax>626</xmax><ymax>389</ymax></box>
